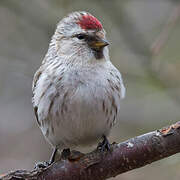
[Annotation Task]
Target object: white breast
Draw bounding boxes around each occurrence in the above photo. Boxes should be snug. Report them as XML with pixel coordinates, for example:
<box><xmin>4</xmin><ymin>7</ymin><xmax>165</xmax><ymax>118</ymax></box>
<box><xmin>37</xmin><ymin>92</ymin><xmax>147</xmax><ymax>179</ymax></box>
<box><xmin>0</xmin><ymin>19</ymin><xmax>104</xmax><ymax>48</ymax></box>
<box><xmin>33</xmin><ymin>60</ymin><xmax>125</xmax><ymax>149</ymax></box>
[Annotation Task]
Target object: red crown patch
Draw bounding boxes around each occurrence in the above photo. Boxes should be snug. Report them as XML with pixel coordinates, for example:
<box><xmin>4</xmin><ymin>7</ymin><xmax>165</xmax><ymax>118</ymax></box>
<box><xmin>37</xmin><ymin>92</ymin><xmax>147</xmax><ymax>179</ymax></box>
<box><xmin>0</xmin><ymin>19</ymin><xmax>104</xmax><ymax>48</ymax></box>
<box><xmin>77</xmin><ymin>14</ymin><xmax>103</xmax><ymax>30</ymax></box>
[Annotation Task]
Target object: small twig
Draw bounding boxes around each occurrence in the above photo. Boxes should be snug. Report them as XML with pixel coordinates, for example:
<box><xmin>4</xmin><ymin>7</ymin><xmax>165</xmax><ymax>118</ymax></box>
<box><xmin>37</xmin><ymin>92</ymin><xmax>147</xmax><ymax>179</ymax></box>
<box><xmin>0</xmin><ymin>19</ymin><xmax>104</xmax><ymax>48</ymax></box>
<box><xmin>151</xmin><ymin>3</ymin><xmax>180</xmax><ymax>56</ymax></box>
<box><xmin>1</xmin><ymin>121</ymin><xmax>180</xmax><ymax>180</ymax></box>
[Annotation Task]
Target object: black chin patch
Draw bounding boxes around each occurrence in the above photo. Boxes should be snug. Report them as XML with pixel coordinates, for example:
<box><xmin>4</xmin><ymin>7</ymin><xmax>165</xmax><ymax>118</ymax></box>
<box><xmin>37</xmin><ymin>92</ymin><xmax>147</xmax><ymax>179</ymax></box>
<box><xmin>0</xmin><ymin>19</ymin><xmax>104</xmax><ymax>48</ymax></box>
<box><xmin>92</xmin><ymin>48</ymin><xmax>104</xmax><ymax>60</ymax></box>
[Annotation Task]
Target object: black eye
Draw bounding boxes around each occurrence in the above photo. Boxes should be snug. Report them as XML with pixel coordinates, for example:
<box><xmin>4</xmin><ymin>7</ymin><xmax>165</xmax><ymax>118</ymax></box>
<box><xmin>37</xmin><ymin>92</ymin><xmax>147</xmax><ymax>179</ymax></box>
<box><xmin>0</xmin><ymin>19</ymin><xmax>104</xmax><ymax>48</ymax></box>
<box><xmin>76</xmin><ymin>34</ymin><xmax>86</xmax><ymax>40</ymax></box>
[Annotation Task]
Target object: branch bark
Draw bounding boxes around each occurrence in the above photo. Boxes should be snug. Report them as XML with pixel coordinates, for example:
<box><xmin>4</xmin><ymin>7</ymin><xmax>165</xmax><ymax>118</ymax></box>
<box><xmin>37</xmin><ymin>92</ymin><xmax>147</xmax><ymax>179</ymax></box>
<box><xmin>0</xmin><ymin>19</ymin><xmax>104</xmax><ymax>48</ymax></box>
<box><xmin>1</xmin><ymin>121</ymin><xmax>180</xmax><ymax>180</ymax></box>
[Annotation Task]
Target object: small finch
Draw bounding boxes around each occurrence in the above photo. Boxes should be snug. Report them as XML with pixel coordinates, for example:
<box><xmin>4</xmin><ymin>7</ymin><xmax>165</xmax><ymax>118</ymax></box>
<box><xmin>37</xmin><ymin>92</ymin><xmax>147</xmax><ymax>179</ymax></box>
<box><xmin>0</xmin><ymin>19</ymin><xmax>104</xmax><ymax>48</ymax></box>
<box><xmin>32</xmin><ymin>11</ymin><xmax>125</xmax><ymax>164</ymax></box>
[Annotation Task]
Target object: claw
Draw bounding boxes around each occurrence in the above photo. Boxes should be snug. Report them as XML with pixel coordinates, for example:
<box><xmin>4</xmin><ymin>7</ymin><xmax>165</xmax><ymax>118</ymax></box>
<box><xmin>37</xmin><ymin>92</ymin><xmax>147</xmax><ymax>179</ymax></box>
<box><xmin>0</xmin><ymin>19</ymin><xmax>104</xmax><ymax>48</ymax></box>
<box><xmin>34</xmin><ymin>161</ymin><xmax>49</xmax><ymax>169</ymax></box>
<box><xmin>97</xmin><ymin>135</ymin><xmax>111</xmax><ymax>152</ymax></box>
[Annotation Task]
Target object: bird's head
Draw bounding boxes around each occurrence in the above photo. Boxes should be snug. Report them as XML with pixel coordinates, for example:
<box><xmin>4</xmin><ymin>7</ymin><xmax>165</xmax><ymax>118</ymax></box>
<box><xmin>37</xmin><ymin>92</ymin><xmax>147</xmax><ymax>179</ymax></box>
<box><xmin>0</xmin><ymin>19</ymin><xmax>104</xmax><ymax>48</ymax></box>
<box><xmin>51</xmin><ymin>11</ymin><xmax>109</xmax><ymax>63</ymax></box>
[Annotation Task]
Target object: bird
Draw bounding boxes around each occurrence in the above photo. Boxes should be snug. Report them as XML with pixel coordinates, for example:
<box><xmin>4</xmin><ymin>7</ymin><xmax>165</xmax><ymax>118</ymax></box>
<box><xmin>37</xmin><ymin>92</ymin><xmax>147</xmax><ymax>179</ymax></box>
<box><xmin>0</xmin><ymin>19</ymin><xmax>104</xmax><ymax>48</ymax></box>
<box><xmin>32</xmin><ymin>11</ymin><xmax>125</xmax><ymax>165</ymax></box>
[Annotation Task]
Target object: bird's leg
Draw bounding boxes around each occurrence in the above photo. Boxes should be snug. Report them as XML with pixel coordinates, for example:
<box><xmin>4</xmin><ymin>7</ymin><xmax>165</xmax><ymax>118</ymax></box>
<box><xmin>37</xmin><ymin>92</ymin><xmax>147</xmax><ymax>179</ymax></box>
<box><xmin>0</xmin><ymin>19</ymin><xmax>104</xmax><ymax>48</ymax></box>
<box><xmin>97</xmin><ymin>135</ymin><xmax>111</xmax><ymax>151</ymax></box>
<box><xmin>49</xmin><ymin>147</ymin><xmax>58</xmax><ymax>164</ymax></box>
<box><xmin>34</xmin><ymin>147</ymin><xmax>58</xmax><ymax>169</ymax></box>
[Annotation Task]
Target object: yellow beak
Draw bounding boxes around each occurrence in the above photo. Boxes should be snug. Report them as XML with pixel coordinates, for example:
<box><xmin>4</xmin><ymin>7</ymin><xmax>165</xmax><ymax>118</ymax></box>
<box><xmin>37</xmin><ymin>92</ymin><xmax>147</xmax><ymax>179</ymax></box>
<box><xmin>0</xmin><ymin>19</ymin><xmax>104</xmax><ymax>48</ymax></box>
<box><xmin>90</xmin><ymin>38</ymin><xmax>109</xmax><ymax>49</ymax></box>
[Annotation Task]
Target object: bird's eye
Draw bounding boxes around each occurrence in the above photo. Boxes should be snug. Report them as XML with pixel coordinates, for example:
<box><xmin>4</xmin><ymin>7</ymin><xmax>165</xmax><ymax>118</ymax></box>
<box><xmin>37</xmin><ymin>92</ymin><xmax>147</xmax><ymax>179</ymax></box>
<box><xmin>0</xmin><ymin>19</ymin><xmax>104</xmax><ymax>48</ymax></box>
<box><xmin>76</xmin><ymin>34</ymin><xmax>86</xmax><ymax>40</ymax></box>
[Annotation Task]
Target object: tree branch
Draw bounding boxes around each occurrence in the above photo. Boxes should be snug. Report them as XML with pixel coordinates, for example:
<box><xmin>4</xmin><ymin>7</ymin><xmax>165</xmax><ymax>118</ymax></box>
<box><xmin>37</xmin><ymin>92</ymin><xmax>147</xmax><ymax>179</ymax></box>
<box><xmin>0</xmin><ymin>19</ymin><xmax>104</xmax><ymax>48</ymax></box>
<box><xmin>151</xmin><ymin>2</ymin><xmax>180</xmax><ymax>56</ymax></box>
<box><xmin>1</xmin><ymin>121</ymin><xmax>180</xmax><ymax>180</ymax></box>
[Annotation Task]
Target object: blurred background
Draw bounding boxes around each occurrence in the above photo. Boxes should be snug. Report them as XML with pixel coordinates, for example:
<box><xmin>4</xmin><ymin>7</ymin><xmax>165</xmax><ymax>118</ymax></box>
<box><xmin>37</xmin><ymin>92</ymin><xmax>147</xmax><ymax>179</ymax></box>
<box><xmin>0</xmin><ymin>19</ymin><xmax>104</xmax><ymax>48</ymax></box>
<box><xmin>0</xmin><ymin>0</ymin><xmax>180</xmax><ymax>179</ymax></box>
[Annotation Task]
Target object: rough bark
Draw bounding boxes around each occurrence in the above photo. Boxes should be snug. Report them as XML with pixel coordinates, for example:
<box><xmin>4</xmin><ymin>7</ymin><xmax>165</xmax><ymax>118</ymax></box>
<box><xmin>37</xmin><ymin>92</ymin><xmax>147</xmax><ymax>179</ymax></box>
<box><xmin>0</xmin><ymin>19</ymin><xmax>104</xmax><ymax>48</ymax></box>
<box><xmin>1</xmin><ymin>121</ymin><xmax>180</xmax><ymax>180</ymax></box>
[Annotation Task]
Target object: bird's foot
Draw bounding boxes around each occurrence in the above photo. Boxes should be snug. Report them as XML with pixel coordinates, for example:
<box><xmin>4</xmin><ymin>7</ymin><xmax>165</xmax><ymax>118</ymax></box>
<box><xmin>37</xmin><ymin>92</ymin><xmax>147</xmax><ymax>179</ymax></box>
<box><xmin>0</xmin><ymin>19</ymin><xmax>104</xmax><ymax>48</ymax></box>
<box><xmin>34</xmin><ymin>161</ymin><xmax>50</xmax><ymax>169</ymax></box>
<box><xmin>34</xmin><ymin>147</ymin><xmax>58</xmax><ymax>169</ymax></box>
<box><xmin>97</xmin><ymin>135</ymin><xmax>111</xmax><ymax>152</ymax></box>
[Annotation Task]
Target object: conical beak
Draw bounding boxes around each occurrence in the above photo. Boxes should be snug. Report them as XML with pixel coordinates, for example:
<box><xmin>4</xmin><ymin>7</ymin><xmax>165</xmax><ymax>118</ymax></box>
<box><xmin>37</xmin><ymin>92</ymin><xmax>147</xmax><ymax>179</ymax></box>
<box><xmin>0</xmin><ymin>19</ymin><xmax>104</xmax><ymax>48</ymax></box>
<box><xmin>89</xmin><ymin>38</ymin><xmax>109</xmax><ymax>49</ymax></box>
